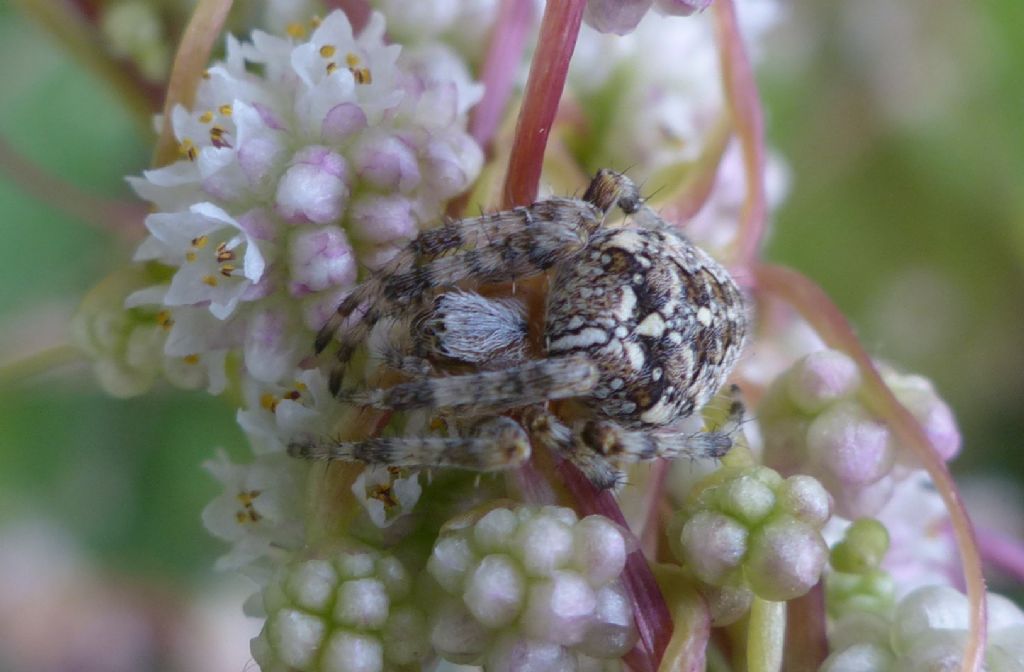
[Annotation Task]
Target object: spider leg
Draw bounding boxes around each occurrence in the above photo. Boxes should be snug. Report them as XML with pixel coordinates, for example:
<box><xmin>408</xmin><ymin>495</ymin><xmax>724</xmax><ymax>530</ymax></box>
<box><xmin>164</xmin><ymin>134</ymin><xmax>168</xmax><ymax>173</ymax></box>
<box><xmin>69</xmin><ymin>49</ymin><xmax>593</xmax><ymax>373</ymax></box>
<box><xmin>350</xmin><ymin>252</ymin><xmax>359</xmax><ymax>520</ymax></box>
<box><xmin>340</xmin><ymin>356</ymin><xmax>598</xmax><ymax>414</ymax></box>
<box><xmin>523</xmin><ymin>408</ymin><xmax>623</xmax><ymax>491</ymax></box>
<box><xmin>576</xmin><ymin>420</ymin><xmax>734</xmax><ymax>464</ymax></box>
<box><xmin>287</xmin><ymin>416</ymin><xmax>530</xmax><ymax>471</ymax></box>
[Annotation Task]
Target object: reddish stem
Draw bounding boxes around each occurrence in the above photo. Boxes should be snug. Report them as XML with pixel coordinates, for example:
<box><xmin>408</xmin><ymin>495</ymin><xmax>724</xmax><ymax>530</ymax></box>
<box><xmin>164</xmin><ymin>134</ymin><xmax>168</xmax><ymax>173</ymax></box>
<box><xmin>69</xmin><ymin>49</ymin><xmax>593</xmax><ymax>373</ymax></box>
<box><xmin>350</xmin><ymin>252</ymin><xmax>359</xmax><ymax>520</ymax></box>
<box><xmin>325</xmin><ymin>0</ymin><xmax>371</xmax><ymax>33</ymax></box>
<box><xmin>502</xmin><ymin>0</ymin><xmax>588</xmax><ymax>207</ymax></box>
<box><xmin>754</xmin><ymin>263</ymin><xmax>987</xmax><ymax>672</ymax></box>
<box><xmin>557</xmin><ymin>459</ymin><xmax>672</xmax><ymax>672</ymax></box>
<box><xmin>471</xmin><ymin>0</ymin><xmax>537</xmax><ymax>147</ymax></box>
<box><xmin>152</xmin><ymin>0</ymin><xmax>235</xmax><ymax>167</ymax></box>
<box><xmin>712</xmin><ymin>0</ymin><xmax>767</xmax><ymax>268</ymax></box>
<box><xmin>782</xmin><ymin>582</ymin><xmax>828</xmax><ymax>672</ymax></box>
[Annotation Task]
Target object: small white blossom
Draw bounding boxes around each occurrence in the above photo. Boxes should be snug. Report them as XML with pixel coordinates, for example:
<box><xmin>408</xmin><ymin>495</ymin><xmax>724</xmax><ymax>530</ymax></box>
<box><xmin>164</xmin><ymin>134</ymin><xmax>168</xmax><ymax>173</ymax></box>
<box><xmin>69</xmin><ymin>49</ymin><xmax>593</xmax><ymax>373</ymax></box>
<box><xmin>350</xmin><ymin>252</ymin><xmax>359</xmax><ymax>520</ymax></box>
<box><xmin>127</xmin><ymin>10</ymin><xmax>483</xmax><ymax>389</ymax></box>
<box><xmin>202</xmin><ymin>450</ymin><xmax>308</xmax><ymax>570</ymax></box>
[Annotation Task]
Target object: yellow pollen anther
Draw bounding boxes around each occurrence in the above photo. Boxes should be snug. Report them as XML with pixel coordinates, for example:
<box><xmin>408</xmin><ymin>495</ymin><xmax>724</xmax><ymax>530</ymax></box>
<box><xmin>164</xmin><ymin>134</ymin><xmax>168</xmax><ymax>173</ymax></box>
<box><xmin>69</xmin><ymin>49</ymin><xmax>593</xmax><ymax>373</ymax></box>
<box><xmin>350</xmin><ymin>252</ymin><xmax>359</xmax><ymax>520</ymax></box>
<box><xmin>286</xmin><ymin>22</ymin><xmax>306</xmax><ymax>38</ymax></box>
<box><xmin>201</xmin><ymin>69</ymin><xmax>211</xmax><ymax>79</ymax></box>
<box><xmin>351</xmin><ymin>67</ymin><xmax>372</xmax><ymax>85</ymax></box>
<box><xmin>369</xmin><ymin>484</ymin><xmax>397</xmax><ymax>508</ymax></box>
<box><xmin>199</xmin><ymin>111</ymin><xmax>214</xmax><ymax>124</ymax></box>
<box><xmin>179</xmin><ymin>139</ymin><xmax>197</xmax><ymax>161</ymax></box>
<box><xmin>215</xmin><ymin>241</ymin><xmax>235</xmax><ymax>262</ymax></box>
<box><xmin>185</xmin><ymin>251</ymin><xmax>197</xmax><ymax>263</ymax></box>
<box><xmin>220</xmin><ymin>264</ymin><xmax>236</xmax><ymax>277</ymax></box>
<box><xmin>260</xmin><ymin>393</ymin><xmax>279</xmax><ymax>412</ymax></box>
<box><xmin>326</xmin><ymin>62</ymin><xmax>339</xmax><ymax>75</ymax></box>
<box><xmin>345</xmin><ymin>52</ymin><xmax>360</xmax><ymax>67</ymax></box>
<box><xmin>311</xmin><ymin>15</ymin><xmax>322</xmax><ymax>27</ymax></box>
<box><xmin>191</xmin><ymin>235</ymin><xmax>209</xmax><ymax>249</ymax></box>
<box><xmin>156</xmin><ymin>310</ymin><xmax>174</xmax><ymax>330</ymax></box>
<box><xmin>283</xmin><ymin>389</ymin><xmax>302</xmax><ymax>401</ymax></box>
<box><xmin>237</xmin><ymin>489</ymin><xmax>261</xmax><ymax>505</ymax></box>
<box><xmin>183</xmin><ymin>354</ymin><xmax>200</xmax><ymax>365</ymax></box>
<box><xmin>319</xmin><ymin>44</ymin><xmax>336</xmax><ymax>58</ymax></box>
<box><xmin>218</xmin><ymin>104</ymin><xmax>232</xmax><ymax>117</ymax></box>
<box><xmin>202</xmin><ymin>275</ymin><xmax>218</xmax><ymax>287</ymax></box>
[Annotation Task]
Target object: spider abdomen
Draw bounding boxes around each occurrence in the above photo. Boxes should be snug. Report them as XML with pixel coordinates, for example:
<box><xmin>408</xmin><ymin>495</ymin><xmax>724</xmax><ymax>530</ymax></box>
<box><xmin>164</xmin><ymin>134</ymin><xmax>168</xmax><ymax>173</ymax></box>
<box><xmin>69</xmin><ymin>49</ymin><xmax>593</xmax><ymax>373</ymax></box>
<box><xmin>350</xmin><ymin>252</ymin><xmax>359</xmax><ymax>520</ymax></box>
<box><xmin>545</xmin><ymin>227</ymin><xmax>748</xmax><ymax>428</ymax></box>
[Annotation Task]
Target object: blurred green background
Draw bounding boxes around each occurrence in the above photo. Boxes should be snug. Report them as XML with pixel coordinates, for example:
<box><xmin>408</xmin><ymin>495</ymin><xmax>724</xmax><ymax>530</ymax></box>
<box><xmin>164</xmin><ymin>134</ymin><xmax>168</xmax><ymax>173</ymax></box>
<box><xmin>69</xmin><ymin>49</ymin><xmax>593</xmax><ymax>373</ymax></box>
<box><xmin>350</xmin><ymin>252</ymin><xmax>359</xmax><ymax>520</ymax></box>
<box><xmin>0</xmin><ymin>0</ymin><xmax>1021</xmax><ymax>668</ymax></box>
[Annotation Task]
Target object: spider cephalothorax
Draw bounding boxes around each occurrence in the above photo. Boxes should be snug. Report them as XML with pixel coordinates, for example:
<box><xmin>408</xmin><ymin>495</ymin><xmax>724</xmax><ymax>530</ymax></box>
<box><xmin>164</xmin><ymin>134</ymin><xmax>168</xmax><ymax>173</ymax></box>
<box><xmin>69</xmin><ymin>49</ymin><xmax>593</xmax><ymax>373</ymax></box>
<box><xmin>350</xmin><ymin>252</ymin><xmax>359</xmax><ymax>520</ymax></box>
<box><xmin>289</xmin><ymin>170</ymin><xmax>749</xmax><ymax>489</ymax></box>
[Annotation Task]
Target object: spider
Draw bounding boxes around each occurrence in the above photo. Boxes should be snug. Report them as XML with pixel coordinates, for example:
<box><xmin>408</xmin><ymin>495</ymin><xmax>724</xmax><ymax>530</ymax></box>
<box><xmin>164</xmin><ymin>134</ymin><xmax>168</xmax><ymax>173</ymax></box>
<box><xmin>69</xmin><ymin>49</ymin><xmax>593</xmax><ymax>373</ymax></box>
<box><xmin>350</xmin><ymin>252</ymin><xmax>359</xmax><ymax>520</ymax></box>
<box><xmin>288</xmin><ymin>170</ymin><xmax>750</xmax><ymax>489</ymax></box>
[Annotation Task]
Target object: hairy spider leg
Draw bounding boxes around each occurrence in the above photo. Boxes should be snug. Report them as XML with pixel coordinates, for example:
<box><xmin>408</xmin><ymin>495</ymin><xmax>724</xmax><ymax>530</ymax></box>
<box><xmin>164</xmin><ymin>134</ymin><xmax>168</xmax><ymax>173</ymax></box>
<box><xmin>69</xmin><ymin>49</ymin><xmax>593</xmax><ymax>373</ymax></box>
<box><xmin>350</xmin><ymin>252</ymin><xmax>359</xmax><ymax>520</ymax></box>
<box><xmin>340</xmin><ymin>356</ymin><xmax>599</xmax><ymax>414</ymax></box>
<box><xmin>288</xmin><ymin>416</ymin><xmax>530</xmax><ymax>471</ymax></box>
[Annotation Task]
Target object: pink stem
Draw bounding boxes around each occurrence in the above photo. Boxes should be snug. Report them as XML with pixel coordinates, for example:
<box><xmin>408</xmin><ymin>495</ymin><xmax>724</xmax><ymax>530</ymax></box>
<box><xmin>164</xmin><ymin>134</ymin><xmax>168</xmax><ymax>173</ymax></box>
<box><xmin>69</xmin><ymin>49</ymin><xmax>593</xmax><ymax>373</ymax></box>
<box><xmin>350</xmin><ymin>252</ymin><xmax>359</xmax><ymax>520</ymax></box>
<box><xmin>470</xmin><ymin>0</ymin><xmax>536</xmax><ymax>147</ymax></box>
<box><xmin>976</xmin><ymin>526</ymin><xmax>1024</xmax><ymax>582</ymax></box>
<box><xmin>755</xmin><ymin>263</ymin><xmax>988</xmax><ymax>672</ymax></box>
<box><xmin>782</xmin><ymin>581</ymin><xmax>828</xmax><ymax>672</ymax></box>
<box><xmin>502</xmin><ymin>0</ymin><xmax>588</xmax><ymax>207</ymax></box>
<box><xmin>556</xmin><ymin>459</ymin><xmax>671</xmax><ymax>672</ymax></box>
<box><xmin>325</xmin><ymin>0</ymin><xmax>371</xmax><ymax>33</ymax></box>
<box><xmin>712</xmin><ymin>0</ymin><xmax>767</xmax><ymax>269</ymax></box>
<box><xmin>152</xmin><ymin>0</ymin><xmax>235</xmax><ymax>167</ymax></box>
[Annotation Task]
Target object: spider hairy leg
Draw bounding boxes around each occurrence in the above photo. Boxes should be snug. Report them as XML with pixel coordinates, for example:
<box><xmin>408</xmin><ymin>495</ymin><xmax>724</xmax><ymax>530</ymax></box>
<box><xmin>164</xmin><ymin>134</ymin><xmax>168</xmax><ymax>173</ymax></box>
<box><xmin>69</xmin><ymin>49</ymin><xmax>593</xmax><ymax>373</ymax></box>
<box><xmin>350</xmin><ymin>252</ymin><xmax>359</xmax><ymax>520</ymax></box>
<box><xmin>341</xmin><ymin>356</ymin><xmax>599</xmax><ymax>413</ymax></box>
<box><xmin>524</xmin><ymin>408</ymin><xmax>624</xmax><ymax>491</ymax></box>
<box><xmin>287</xmin><ymin>416</ymin><xmax>531</xmax><ymax>471</ymax></box>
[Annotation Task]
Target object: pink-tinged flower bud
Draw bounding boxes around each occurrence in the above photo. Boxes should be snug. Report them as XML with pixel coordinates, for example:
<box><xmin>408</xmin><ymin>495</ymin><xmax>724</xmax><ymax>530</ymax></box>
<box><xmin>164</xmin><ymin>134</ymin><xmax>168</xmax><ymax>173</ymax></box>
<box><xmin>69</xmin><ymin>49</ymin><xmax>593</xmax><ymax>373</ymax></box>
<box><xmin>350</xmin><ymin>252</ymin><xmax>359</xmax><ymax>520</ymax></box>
<box><xmin>746</xmin><ymin>516</ymin><xmax>829</xmax><ymax>601</ymax></box>
<box><xmin>777</xmin><ymin>475</ymin><xmax>833</xmax><ymax>527</ymax></box>
<box><xmin>275</xmin><ymin>146</ymin><xmax>350</xmax><ymax>224</ymax></box>
<box><xmin>352</xmin><ymin>133</ymin><xmax>421</xmax><ymax>192</ymax></box>
<box><xmin>486</xmin><ymin>634</ymin><xmax>577</xmax><ymax>672</ymax></box>
<box><xmin>577</xmin><ymin>583</ymin><xmax>638</xmax><ymax>658</ymax></box>
<box><xmin>889</xmin><ymin>374</ymin><xmax>962</xmax><ymax>463</ymax></box>
<box><xmin>430</xmin><ymin>599</ymin><xmax>490</xmax><ymax>663</ymax></box>
<box><xmin>234</xmin><ymin>103</ymin><xmax>288</xmax><ymax>192</ymax></box>
<box><xmin>571</xmin><ymin>516</ymin><xmax>628</xmax><ymax>587</ymax></box>
<box><xmin>287</xmin><ymin>226</ymin><xmax>357</xmax><ymax>296</ymax></box>
<box><xmin>348</xmin><ymin>195</ymin><xmax>418</xmax><ymax>245</ymax></box>
<box><xmin>521</xmin><ymin>571</ymin><xmax>598</xmax><ymax>646</ymax></box>
<box><xmin>421</xmin><ymin>135</ymin><xmax>483</xmax><ymax>200</ymax></box>
<box><xmin>584</xmin><ymin>0</ymin><xmax>654</xmax><ymax>35</ymax></box>
<box><xmin>679</xmin><ymin>511</ymin><xmax>748</xmax><ymax>584</ymax></box>
<box><xmin>807</xmin><ymin>401</ymin><xmax>894</xmax><ymax>487</ymax></box>
<box><xmin>464</xmin><ymin>554</ymin><xmax>527</xmax><ymax>629</ymax></box>
<box><xmin>321</xmin><ymin>102</ymin><xmax>368</xmax><ymax>143</ymax></box>
<box><xmin>717</xmin><ymin>472</ymin><xmax>778</xmax><ymax>526</ymax></box>
<box><xmin>786</xmin><ymin>349</ymin><xmax>861</xmax><ymax>414</ymax></box>
<box><xmin>654</xmin><ymin>0</ymin><xmax>714</xmax><ymax>16</ymax></box>
<box><xmin>515</xmin><ymin>514</ymin><xmax>576</xmax><ymax>578</ymax></box>
<box><xmin>244</xmin><ymin>307</ymin><xmax>302</xmax><ymax>383</ymax></box>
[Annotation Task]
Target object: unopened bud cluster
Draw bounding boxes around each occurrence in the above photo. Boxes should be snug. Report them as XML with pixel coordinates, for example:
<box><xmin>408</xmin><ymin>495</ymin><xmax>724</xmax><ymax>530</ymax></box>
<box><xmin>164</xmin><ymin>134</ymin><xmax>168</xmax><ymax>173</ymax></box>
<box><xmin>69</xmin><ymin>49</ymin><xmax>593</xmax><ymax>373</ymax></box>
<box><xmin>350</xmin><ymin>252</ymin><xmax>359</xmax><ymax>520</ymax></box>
<box><xmin>252</xmin><ymin>545</ymin><xmax>429</xmax><ymax>672</ymax></box>
<box><xmin>760</xmin><ymin>349</ymin><xmax>960</xmax><ymax>518</ymax></box>
<box><xmin>822</xmin><ymin>586</ymin><xmax>1024</xmax><ymax>671</ymax></box>
<box><xmin>426</xmin><ymin>505</ymin><xmax>638</xmax><ymax>668</ymax></box>
<box><xmin>670</xmin><ymin>464</ymin><xmax>832</xmax><ymax>618</ymax></box>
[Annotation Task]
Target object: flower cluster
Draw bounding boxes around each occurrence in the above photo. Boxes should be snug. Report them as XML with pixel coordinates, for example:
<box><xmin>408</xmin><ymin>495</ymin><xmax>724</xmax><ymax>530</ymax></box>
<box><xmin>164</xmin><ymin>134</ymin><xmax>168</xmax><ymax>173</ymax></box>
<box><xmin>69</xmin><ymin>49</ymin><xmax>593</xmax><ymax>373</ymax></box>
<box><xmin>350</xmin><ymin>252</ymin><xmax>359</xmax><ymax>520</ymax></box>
<box><xmin>251</xmin><ymin>544</ymin><xmax>429</xmax><ymax>672</ymax></box>
<box><xmin>759</xmin><ymin>349</ymin><xmax>961</xmax><ymax>518</ymax></box>
<box><xmin>669</xmin><ymin>462</ymin><xmax>832</xmax><ymax>622</ymax></box>
<box><xmin>822</xmin><ymin>586</ymin><xmax>1024</xmax><ymax>671</ymax></box>
<box><xmin>426</xmin><ymin>505</ymin><xmax>637</xmax><ymax>667</ymax></box>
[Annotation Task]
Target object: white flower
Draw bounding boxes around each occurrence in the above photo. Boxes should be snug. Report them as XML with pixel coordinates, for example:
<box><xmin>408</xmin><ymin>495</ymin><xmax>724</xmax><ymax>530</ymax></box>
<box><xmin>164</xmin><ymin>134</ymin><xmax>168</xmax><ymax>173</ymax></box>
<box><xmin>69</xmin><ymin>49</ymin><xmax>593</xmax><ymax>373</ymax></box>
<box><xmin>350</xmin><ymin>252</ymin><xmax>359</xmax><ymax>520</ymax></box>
<box><xmin>352</xmin><ymin>467</ymin><xmax>423</xmax><ymax>528</ymax></box>
<box><xmin>128</xmin><ymin>10</ymin><xmax>483</xmax><ymax>388</ymax></box>
<box><xmin>237</xmin><ymin>369</ymin><xmax>341</xmax><ymax>454</ymax></box>
<box><xmin>135</xmin><ymin>203</ymin><xmax>267</xmax><ymax>319</ymax></box>
<box><xmin>202</xmin><ymin>450</ymin><xmax>308</xmax><ymax>570</ymax></box>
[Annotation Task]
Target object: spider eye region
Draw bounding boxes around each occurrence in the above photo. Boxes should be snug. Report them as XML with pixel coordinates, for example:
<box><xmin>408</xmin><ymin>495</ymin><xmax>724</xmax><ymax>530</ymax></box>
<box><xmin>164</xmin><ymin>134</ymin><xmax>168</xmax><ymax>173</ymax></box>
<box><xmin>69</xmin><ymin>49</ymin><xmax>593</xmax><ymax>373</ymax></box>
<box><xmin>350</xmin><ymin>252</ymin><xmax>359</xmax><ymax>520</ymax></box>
<box><xmin>546</xmin><ymin>226</ymin><xmax>748</xmax><ymax>428</ymax></box>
